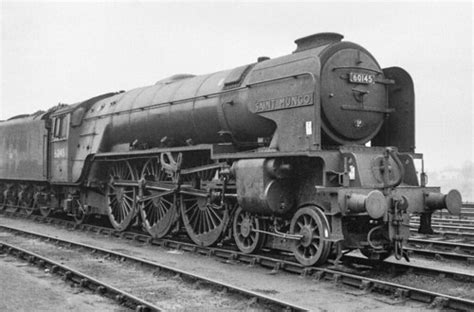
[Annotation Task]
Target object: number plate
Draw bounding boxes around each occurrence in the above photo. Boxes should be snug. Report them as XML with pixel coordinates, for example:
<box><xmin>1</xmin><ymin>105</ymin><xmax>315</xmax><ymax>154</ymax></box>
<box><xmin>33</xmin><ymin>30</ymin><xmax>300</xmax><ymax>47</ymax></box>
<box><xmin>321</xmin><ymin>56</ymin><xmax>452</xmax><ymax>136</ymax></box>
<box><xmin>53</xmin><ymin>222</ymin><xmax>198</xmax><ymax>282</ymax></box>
<box><xmin>349</xmin><ymin>72</ymin><xmax>375</xmax><ymax>84</ymax></box>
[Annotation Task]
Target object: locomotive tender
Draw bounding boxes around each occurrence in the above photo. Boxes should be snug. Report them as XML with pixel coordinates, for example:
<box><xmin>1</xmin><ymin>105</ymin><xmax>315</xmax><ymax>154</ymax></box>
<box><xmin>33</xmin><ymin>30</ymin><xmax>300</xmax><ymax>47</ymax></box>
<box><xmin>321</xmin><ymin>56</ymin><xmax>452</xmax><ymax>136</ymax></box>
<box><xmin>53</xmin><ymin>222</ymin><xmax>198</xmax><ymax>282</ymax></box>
<box><xmin>0</xmin><ymin>33</ymin><xmax>462</xmax><ymax>265</ymax></box>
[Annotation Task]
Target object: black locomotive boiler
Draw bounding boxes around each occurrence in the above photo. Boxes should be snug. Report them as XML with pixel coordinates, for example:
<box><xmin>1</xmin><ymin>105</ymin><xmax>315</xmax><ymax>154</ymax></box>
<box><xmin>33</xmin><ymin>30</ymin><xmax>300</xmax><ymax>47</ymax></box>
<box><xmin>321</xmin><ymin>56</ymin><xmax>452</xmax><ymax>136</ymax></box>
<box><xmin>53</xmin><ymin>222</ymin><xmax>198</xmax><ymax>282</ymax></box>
<box><xmin>0</xmin><ymin>33</ymin><xmax>462</xmax><ymax>265</ymax></box>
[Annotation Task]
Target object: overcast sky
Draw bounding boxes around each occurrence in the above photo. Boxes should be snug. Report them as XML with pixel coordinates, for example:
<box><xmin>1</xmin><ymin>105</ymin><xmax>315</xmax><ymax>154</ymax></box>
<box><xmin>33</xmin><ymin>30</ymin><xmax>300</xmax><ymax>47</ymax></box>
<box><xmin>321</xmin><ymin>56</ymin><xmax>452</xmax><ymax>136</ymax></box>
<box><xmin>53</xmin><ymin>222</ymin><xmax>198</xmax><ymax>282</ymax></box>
<box><xmin>1</xmin><ymin>1</ymin><xmax>472</xmax><ymax>172</ymax></box>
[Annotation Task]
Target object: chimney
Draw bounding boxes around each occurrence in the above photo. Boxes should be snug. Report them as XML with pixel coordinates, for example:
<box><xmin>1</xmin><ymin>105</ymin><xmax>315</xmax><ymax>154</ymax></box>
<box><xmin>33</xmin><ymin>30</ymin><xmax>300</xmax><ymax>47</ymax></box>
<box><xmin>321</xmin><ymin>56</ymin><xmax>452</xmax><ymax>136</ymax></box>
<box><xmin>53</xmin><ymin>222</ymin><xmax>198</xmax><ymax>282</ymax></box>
<box><xmin>294</xmin><ymin>32</ymin><xmax>344</xmax><ymax>53</ymax></box>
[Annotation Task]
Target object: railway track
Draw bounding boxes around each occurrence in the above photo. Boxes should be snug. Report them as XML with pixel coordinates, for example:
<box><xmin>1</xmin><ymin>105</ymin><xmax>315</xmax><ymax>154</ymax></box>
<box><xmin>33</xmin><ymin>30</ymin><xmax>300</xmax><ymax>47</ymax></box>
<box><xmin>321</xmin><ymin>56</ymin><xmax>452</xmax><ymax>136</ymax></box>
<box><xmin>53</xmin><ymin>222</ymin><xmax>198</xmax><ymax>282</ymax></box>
<box><xmin>412</xmin><ymin>217</ymin><xmax>474</xmax><ymax>227</ymax></box>
<box><xmin>7</xmin><ymin>208</ymin><xmax>474</xmax><ymax>263</ymax></box>
<box><xmin>432</xmin><ymin>205</ymin><xmax>474</xmax><ymax>219</ymax></box>
<box><xmin>406</xmin><ymin>236</ymin><xmax>474</xmax><ymax>262</ymax></box>
<box><xmin>408</xmin><ymin>205</ymin><xmax>474</xmax><ymax>239</ymax></box>
<box><xmin>5</xmin><ymin>205</ymin><xmax>474</xmax><ymax>258</ymax></box>
<box><xmin>409</xmin><ymin>224</ymin><xmax>474</xmax><ymax>239</ymax></box>
<box><xmin>1</xmin><ymin>213</ymin><xmax>473</xmax><ymax>311</ymax></box>
<box><xmin>409</xmin><ymin>204</ymin><xmax>474</xmax><ymax>231</ymax></box>
<box><xmin>0</xmin><ymin>225</ymin><xmax>305</xmax><ymax>312</ymax></box>
<box><xmin>0</xmin><ymin>242</ymin><xmax>161</xmax><ymax>311</ymax></box>
<box><xmin>411</xmin><ymin>220</ymin><xmax>474</xmax><ymax>232</ymax></box>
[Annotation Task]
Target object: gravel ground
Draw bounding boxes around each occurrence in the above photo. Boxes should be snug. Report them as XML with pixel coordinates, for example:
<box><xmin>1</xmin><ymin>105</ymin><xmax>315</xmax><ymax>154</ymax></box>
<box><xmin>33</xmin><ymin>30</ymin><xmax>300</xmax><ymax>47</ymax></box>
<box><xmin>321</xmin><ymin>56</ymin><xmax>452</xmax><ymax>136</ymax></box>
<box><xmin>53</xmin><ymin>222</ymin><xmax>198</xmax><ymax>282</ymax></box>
<box><xmin>0</xmin><ymin>254</ymin><xmax>124</xmax><ymax>312</ymax></box>
<box><xmin>0</xmin><ymin>215</ymin><xmax>454</xmax><ymax>311</ymax></box>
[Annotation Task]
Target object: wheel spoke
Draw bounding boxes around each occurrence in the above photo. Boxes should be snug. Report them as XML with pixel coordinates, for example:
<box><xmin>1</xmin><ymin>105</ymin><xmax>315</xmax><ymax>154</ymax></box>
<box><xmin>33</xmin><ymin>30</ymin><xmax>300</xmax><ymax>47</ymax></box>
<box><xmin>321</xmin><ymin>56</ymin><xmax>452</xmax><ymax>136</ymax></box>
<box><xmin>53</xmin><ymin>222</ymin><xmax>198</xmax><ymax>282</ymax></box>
<box><xmin>157</xmin><ymin>203</ymin><xmax>165</xmax><ymax>220</ymax></box>
<box><xmin>118</xmin><ymin>206</ymin><xmax>123</xmax><ymax>222</ymax></box>
<box><xmin>204</xmin><ymin>209</ymin><xmax>216</xmax><ymax>229</ymax></box>
<box><xmin>310</xmin><ymin>244</ymin><xmax>318</xmax><ymax>256</ymax></box>
<box><xmin>188</xmin><ymin>205</ymin><xmax>199</xmax><ymax>225</ymax></box>
<box><xmin>187</xmin><ymin>202</ymin><xmax>199</xmax><ymax>212</ymax></box>
<box><xmin>143</xmin><ymin>200</ymin><xmax>151</xmax><ymax>216</ymax></box>
<box><xmin>143</xmin><ymin>200</ymin><xmax>152</xmax><ymax>214</ymax></box>
<box><xmin>199</xmin><ymin>211</ymin><xmax>206</xmax><ymax>233</ymax></box>
<box><xmin>161</xmin><ymin>196</ymin><xmax>172</xmax><ymax>207</ymax></box>
<box><xmin>151</xmin><ymin>204</ymin><xmax>158</xmax><ymax>223</ymax></box>
<box><xmin>206</xmin><ymin>209</ymin><xmax>215</xmax><ymax>230</ymax></box>
<box><xmin>119</xmin><ymin>202</ymin><xmax>126</xmax><ymax>221</ymax></box>
<box><xmin>197</xmin><ymin>211</ymin><xmax>204</xmax><ymax>234</ymax></box>
<box><xmin>122</xmin><ymin>198</ymin><xmax>131</xmax><ymax>214</ymax></box>
<box><xmin>123</xmin><ymin>193</ymin><xmax>133</xmax><ymax>202</ymax></box>
<box><xmin>202</xmin><ymin>210</ymin><xmax>209</xmax><ymax>233</ymax></box>
<box><xmin>150</xmin><ymin>204</ymin><xmax>158</xmax><ymax>223</ymax></box>
<box><xmin>208</xmin><ymin>205</ymin><xmax>223</xmax><ymax>223</ymax></box>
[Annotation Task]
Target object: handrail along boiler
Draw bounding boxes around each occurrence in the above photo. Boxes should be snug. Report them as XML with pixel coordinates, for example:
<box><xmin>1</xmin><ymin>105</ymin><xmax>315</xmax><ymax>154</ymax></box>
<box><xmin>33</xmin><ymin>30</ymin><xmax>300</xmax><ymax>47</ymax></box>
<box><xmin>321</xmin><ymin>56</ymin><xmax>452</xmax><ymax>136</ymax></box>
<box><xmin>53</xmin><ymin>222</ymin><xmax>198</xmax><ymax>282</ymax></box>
<box><xmin>0</xmin><ymin>33</ymin><xmax>462</xmax><ymax>265</ymax></box>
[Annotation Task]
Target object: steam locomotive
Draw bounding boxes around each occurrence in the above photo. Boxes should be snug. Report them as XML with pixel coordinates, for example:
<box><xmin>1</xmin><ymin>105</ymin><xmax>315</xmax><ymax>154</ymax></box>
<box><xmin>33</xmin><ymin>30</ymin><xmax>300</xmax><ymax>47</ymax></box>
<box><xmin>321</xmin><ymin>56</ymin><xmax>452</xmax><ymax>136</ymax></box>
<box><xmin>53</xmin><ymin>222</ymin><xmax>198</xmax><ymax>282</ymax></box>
<box><xmin>0</xmin><ymin>33</ymin><xmax>462</xmax><ymax>266</ymax></box>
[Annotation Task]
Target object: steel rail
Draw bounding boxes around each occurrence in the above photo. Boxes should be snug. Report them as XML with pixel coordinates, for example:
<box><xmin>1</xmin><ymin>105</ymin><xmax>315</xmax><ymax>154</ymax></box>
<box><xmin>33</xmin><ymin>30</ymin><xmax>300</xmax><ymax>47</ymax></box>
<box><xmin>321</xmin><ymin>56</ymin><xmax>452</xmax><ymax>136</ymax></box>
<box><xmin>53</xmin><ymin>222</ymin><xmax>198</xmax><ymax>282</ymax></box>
<box><xmin>0</xmin><ymin>241</ymin><xmax>162</xmax><ymax>312</ymax></box>
<box><xmin>410</xmin><ymin>223</ymin><xmax>474</xmax><ymax>232</ymax></box>
<box><xmin>0</xmin><ymin>224</ymin><xmax>306</xmax><ymax>312</ymax></box>
<box><xmin>408</xmin><ymin>237</ymin><xmax>474</xmax><ymax>254</ymax></box>
<box><xmin>404</xmin><ymin>246</ymin><xmax>474</xmax><ymax>263</ymax></box>
<box><xmin>341</xmin><ymin>254</ymin><xmax>474</xmax><ymax>282</ymax></box>
<box><xmin>411</xmin><ymin>217</ymin><xmax>474</xmax><ymax>225</ymax></box>
<box><xmin>406</xmin><ymin>237</ymin><xmax>474</xmax><ymax>262</ymax></box>
<box><xmin>430</xmin><ymin>205</ymin><xmax>474</xmax><ymax>219</ymax></box>
<box><xmin>0</xmin><ymin>218</ymin><xmax>473</xmax><ymax>311</ymax></box>
<box><xmin>429</xmin><ymin>222</ymin><xmax>474</xmax><ymax>228</ymax></box>
<box><xmin>435</xmin><ymin>213</ymin><xmax>474</xmax><ymax>219</ymax></box>
<box><xmin>409</xmin><ymin>227</ymin><xmax>474</xmax><ymax>238</ymax></box>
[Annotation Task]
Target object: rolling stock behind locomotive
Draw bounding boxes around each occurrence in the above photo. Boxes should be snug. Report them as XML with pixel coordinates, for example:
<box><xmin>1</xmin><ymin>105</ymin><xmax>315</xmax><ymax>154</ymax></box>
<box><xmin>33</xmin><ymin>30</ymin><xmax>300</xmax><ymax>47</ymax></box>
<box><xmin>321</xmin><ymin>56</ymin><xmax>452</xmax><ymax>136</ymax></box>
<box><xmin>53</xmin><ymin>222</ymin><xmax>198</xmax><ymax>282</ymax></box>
<box><xmin>0</xmin><ymin>33</ymin><xmax>462</xmax><ymax>265</ymax></box>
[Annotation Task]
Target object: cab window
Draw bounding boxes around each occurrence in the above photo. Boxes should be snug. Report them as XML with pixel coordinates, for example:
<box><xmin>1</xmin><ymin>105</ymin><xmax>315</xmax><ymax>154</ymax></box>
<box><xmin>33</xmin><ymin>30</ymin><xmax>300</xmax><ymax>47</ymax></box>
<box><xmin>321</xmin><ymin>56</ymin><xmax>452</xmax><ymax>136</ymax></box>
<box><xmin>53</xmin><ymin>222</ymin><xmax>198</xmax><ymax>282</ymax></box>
<box><xmin>53</xmin><ymin>115</ymin><xmax>68</xmax><ymax>139</ymax></box>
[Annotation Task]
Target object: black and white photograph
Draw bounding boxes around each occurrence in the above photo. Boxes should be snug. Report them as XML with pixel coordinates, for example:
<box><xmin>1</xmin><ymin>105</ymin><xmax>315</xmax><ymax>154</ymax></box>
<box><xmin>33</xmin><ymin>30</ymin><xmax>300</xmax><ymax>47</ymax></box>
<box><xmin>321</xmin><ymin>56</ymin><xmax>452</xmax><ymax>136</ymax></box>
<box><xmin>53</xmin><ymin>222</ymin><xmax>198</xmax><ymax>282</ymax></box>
<box><xmin>1</xmin><ymin>1</ymin><xmax>473</xmax><ymax>311</ymax></box>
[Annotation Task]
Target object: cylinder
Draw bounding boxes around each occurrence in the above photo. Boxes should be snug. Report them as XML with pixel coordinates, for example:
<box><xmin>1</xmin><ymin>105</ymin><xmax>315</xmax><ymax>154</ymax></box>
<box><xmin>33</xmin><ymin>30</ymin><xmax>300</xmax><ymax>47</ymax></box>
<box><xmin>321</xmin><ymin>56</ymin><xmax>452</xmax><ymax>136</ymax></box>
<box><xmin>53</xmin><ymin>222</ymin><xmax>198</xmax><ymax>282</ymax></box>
<box><xmin>233</xmin><ymin>159</ymin><xmax>295</xmax><ymax>215</ymax></box>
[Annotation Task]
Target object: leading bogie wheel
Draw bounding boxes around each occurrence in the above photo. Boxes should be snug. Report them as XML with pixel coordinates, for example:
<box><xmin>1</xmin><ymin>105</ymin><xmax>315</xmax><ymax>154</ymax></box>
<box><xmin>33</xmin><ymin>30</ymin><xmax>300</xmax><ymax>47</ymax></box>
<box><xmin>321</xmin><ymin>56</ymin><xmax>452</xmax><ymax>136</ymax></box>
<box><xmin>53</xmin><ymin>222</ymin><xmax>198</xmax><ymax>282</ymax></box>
<box><xmin>180</xmin><ymin>194</ymin><xmax>229</xmax><ymax>247</ymax></box>
<box><xmin>139</xmin><ymin>157</ymin><xmax>178</xmax><ymax>238</ymax></box>
<box><xmin>106</xmin><ymin>161</ymin><xmax>137</xmax><ymax>231</ymax></box>
<box><xmin>233</xmin><ymin>206</ymin><xmax>267</xmax><ymax>254</ymax></box>
<box><xmin>290</xmin><ymin>206</ymin><xmax>331</xmax><ymax>266</ymax></box>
